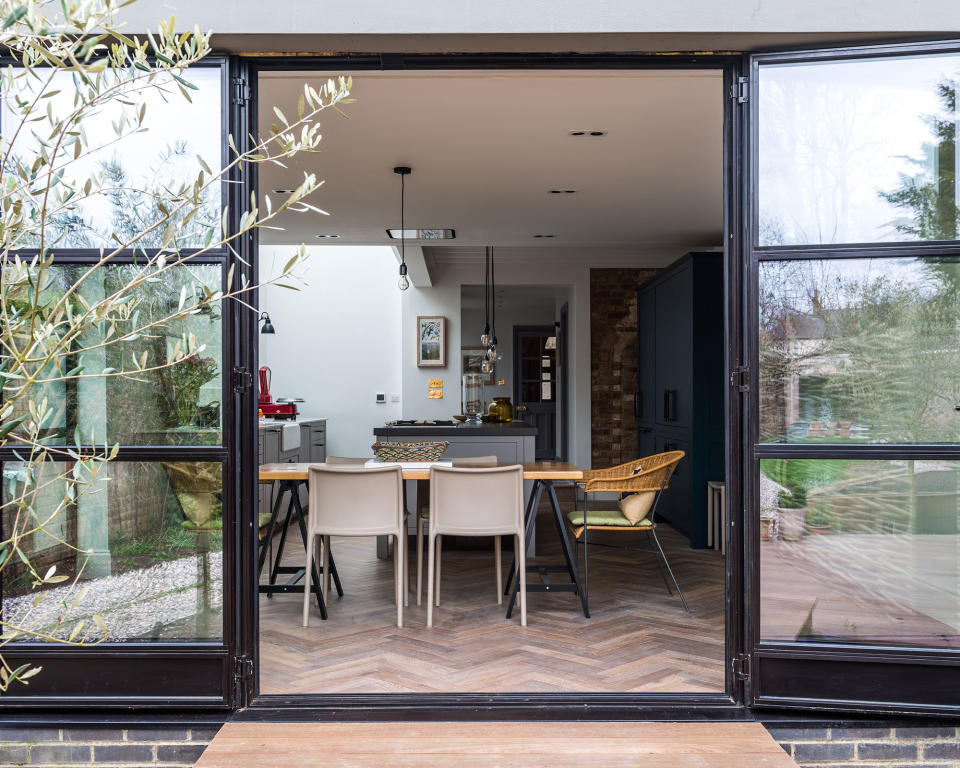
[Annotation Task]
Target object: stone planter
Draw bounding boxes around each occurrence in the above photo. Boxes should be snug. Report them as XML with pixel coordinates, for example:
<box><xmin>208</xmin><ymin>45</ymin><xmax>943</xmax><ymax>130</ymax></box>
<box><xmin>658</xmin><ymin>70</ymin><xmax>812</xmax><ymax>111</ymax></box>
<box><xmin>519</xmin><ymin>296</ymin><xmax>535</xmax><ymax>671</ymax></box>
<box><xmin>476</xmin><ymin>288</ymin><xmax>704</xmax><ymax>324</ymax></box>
<box><xmin>760</xmin><ymin>515</ymin><xmax>777</xmax><ymax>541</ymax></box>
<box><xmin>777</xmin><ymin>507</ymin><xmax>806</xmax><ymax>541</ymax></box>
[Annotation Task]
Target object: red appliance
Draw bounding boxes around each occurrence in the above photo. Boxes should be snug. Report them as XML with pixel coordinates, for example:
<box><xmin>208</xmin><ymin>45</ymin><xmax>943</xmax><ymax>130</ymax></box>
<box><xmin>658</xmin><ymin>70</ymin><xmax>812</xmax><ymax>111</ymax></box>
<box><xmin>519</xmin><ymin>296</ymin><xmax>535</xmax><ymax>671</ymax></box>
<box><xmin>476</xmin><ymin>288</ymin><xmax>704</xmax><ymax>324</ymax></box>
<box><xmin>258</xmin><ymin>366</ymin><xmax>298</xmax><ymax>420</ymax></box>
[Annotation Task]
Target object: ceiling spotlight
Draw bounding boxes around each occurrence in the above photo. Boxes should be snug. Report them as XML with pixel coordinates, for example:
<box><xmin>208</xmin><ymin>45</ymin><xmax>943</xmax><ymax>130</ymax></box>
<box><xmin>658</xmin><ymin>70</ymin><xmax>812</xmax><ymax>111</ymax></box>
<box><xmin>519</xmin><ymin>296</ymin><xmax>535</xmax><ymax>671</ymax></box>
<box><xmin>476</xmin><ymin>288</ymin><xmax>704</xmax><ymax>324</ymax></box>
<box><xmin>568</xmin><ymin>130</ymin><xmax>607</xmax><ymax>137</ymax></box>
<box><xmin>549</xmin><ymin>190</ymin><xmax>577</xmax><ymax>195</ymax></box>
<box><xmin>314</xmin><ymin>234</ymin><xmax>341</xmax><ymax>239</ymax></box>
<box><xmin>533</xmin><ymin>234</ymin><xmax>556</xmax><ymax>238</ymax></box>
<box><xmin>272</xmin><ymin>188</ymin><xmax>296</xmax><ymax>194</ymax></box>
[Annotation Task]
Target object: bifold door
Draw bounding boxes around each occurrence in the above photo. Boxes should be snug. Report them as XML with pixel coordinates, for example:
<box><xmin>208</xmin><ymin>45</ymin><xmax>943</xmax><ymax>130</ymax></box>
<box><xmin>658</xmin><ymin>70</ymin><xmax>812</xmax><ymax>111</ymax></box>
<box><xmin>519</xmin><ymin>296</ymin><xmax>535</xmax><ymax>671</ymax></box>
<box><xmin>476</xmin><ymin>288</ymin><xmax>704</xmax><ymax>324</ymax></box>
<box><xmin>745</xmin><ymin>41</ymin><xmax>960</xmax><ymax>714</ymax></box>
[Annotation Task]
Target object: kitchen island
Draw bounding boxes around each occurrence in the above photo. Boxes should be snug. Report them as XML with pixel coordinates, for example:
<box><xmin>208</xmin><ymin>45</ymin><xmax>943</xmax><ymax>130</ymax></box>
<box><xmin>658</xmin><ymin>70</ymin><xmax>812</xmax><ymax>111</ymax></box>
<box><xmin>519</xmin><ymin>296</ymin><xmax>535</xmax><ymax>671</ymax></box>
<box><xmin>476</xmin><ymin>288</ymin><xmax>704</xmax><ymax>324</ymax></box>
<box><xmin>373</xmin><ymin>421</ymin><xmax>537</xmax><ymax>466</ymax></box>
<box><xmin>373</xmin><ymin>421</ymin><xmax>539</xmax><ymax>557</ymax></box>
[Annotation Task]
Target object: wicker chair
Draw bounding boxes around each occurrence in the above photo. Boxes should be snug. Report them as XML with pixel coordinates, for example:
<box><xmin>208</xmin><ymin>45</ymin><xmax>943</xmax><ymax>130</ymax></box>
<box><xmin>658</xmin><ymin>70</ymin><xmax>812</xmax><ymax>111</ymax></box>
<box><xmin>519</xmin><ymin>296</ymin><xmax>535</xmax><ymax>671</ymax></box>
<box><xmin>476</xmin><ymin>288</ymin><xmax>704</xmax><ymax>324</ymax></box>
<box><xmin>568</xmin><ymin>451</ymin><xmax>689</xmax><ymax>613</ymax></box>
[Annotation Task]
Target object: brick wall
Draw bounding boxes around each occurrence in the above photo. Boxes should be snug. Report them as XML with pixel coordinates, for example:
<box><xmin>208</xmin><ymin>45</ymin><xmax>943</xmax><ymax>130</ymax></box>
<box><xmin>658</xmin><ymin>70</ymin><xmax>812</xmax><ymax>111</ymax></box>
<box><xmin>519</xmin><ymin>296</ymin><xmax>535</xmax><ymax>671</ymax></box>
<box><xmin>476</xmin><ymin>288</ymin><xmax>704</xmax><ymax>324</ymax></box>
<box><xmin>590</xmin><ymin>267</ymin><xmax>659</xmax><ymax>470</ymax></box>
<box><xmin>0</xmin><ymin>724</ymin><xmax>219</xmax><ymax>767</ymax></box>
<box><xmin>767</xmin><ymin>724</ymin><xmax>960</xmax><ymax>766</ymax></box>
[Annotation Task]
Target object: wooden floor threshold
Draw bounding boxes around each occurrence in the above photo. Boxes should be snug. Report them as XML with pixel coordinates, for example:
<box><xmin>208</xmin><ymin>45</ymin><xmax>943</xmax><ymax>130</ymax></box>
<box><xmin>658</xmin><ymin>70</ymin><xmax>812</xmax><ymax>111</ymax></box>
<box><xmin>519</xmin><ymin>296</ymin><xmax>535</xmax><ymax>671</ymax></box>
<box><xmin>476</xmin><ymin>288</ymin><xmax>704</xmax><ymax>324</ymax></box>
<box><xmin>195</xmin><ymin>721</ymin><xmax>798</xmax><ymax>767</ymax></box>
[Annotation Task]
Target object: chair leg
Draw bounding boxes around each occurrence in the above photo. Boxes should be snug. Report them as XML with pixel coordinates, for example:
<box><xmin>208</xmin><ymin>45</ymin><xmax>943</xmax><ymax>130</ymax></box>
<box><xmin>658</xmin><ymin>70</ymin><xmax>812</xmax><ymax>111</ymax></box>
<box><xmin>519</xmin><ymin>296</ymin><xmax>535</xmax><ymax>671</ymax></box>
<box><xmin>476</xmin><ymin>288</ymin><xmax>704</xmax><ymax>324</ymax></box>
<box><xmin>302</xmin><ymin>533</ymin><xmax>314</xmax><ymax>627</ymax></box>
<box><xmin>650</xmin><ymin>527</ymin><xmax>691</xmax><ymax>613</ymax></box>
<box><xmin>435</xmin><ymin>534</ymin><xmax>442</xmax><ymax>607</ymax></box>
<box><xmin>426</xmin><ymin>531</ymin><xmax>436</xmax><ymax>627</ymax></box>
<box><xmin>322</xmin><ymin>536</ymin><xmax>331</xmax><ymax>600</ymax></box>
<box><xmin>416</xmin><ymin>515</ymin><xmax>424</xmax><ymax>606</ymax></box>
<box><xmin>649</xmin><ymin>529</ymin><xmax>673</xmax><ymax>595</ymax></box>
<box><xmin>516</xmin><ymin>533</ymin><xmax>527</xmax><ymax>627</ymax></box>
<box><xmin>403</xmin><ymin>524</ymin><xmax>409</xmax><ymax>608</ymax></box>
<box><xmin>395</xmin><ymin>533</ymin><xmax>404</xmax><ymax>628</ymax></box>
<box><xmin>495</xmin><ymin>535</ymin><xmax>502</xmax><ymax>605</ymax></box>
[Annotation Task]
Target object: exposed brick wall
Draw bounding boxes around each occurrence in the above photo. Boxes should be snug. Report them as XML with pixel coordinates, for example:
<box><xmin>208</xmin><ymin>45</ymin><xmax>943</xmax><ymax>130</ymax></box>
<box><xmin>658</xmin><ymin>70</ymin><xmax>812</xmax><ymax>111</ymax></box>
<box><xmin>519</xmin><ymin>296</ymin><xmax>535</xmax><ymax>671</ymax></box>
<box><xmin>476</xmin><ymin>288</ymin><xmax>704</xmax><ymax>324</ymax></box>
<box><xmin>0</xmin><ymin>724</ymin><xmax>219</xmax><ymax>767</ymax></box>
<box><xmin>767</xmin><ymin>724</ymin><xmax>960</xmax><ymax>766</ymax></box>
<box><xmin>590</xmin><ymin>267</ymin><xmax>659</xmax><ymax>470</ymax></box>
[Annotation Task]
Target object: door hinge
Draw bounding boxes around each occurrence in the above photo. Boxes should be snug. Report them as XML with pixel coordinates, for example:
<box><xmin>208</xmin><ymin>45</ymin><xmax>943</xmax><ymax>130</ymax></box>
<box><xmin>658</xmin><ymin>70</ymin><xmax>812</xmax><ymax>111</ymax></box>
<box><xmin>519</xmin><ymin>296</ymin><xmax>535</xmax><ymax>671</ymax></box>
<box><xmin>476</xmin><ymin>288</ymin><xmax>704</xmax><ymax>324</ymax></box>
<box><xmin>733</xmin><ymin>653</ymin><xmax>751</xmax><ymax>681</ymax></box>
<box><xmin>233</xmin><ymin>366</ymin><xmax>253</xmax><ymax>393</ymax></box>
<box><xmin>730</xmin><ymin>365</ymin><xmax>750</xmax><ymax>393</ymax></box>
<box><xmin>730</xmin><ymin>76</ymin><xmax>749</xmax><ymax>104</ymax></box>
<box><xmin>234</xmin><ymin>655</ymin><xmax>254</xmax><ymax>683</ymax></box>
<box><xmin>232</xmin><ymin>76</ymin><xmax>250</xmax><ymax>106</ymax></box>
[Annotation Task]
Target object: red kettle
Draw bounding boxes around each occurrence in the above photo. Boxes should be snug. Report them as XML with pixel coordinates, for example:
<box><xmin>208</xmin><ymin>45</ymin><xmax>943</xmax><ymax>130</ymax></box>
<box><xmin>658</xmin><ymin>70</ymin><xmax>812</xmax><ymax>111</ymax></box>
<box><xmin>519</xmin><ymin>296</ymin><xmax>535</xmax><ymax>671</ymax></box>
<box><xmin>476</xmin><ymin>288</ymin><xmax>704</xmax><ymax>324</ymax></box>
<box><xmin>258</xmin><ymin>366</ymin><xmax>272</xmax><ymax>404</ymax></box>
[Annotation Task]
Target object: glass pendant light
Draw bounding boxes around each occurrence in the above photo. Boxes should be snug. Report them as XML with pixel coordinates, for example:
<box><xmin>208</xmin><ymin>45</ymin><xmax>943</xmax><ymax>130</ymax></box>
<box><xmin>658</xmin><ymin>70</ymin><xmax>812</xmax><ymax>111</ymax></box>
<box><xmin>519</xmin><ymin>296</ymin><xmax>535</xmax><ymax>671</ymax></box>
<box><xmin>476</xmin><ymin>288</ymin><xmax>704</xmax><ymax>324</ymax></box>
<box><xmin>394</xmin><ymin>166</ymin><xmax>411</xmax><ymax>291</ymax></box>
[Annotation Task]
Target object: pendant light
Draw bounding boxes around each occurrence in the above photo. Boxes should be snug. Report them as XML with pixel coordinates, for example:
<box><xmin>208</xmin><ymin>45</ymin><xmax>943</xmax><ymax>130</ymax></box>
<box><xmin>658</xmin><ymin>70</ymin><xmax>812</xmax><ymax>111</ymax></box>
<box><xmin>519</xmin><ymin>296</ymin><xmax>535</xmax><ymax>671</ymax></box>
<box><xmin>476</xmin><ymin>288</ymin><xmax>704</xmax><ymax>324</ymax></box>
<box><xmin>487</xmin><ymin>247</ymin><xmax>499</xmax><ymax>362</ymax></box>
<box><xmin>394</xmin><ymin>166</ymin><xmax>411</xmax><ymax>291</ymax></box>
<box><xmin>480</xmin><ymin>245</ymin><xmax>491</xmax><ymax>346</ymax></box>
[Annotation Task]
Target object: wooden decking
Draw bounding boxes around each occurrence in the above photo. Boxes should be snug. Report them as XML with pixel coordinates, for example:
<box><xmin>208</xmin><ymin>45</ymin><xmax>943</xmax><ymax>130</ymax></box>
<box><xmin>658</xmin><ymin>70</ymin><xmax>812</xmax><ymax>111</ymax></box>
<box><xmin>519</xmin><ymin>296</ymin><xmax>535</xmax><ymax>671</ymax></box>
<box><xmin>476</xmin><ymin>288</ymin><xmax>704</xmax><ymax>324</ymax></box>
<box><xmin>258</xmin><ymin>506</ymin><xmax>726</xmax><ymax>694</ymax></box>
<box><xmin>195</xmin><ymin>722</ymin><xmax>798</xmax><ymax>767</ymax></box>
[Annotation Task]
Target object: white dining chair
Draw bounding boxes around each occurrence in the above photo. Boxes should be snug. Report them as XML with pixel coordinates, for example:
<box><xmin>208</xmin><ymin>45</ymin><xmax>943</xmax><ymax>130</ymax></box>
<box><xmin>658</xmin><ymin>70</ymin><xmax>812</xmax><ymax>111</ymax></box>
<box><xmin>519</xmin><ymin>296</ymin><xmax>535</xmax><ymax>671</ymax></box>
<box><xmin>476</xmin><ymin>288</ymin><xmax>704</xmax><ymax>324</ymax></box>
<box><xmin>303</xmin><ymin>464</ymin><xmax>406</xmax><ymax>627</ymax></box>
<box><xmin>426</xmin><ymin>464</ymin><xmax>526</xmax><ymax>627</ymax></box>
<box><xmin>415</xmin><ymin>455</ymin><xmax>499</xmax><ymax>606</ymax></box>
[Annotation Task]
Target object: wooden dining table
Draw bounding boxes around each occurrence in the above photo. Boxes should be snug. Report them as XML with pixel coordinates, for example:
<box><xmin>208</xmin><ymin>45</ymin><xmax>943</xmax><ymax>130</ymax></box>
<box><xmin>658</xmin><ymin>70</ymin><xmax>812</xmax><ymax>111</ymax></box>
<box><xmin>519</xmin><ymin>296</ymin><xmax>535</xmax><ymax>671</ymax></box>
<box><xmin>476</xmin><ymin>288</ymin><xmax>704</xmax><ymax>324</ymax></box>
<box><xmin>257</xmin><ymin>461</ymin><xmax>588</xmax><ymax>619</ymax></box>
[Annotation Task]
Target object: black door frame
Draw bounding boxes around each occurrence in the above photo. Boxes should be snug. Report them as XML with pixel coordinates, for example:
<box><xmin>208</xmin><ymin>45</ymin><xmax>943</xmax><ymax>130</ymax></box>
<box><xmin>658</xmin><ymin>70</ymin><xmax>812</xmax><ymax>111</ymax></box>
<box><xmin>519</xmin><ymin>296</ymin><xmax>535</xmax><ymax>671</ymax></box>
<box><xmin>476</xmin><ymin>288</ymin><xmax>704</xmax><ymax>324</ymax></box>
<box><xmin>744</xmin><ymin>39</ymin><xmax>960</xmax><ymax>716</ymax></box>
<box><xmin>237</xmin><ymin>51</ymin><xmax>749</xmax><ymax>717</ymax></box>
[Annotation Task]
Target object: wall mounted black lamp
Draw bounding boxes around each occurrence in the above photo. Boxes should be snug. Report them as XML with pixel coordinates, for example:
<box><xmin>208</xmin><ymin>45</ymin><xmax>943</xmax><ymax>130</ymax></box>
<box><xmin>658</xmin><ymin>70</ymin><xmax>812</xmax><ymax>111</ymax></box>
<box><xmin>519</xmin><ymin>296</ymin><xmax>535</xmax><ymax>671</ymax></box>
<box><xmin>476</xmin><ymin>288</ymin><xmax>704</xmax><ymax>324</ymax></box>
<box><xmin>259</xmin><ymin>312</ymin><xmax>275</xmax><ymax>334</ymax></box>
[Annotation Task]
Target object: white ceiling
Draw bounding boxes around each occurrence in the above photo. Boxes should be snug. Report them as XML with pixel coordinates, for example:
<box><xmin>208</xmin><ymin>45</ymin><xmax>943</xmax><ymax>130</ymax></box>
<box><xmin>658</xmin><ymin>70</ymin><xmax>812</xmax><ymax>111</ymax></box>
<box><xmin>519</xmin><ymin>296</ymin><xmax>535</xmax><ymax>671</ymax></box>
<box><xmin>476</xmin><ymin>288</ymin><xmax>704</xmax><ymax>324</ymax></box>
<box><xmin>257</xmin><ymin>69</ymin><xmax>724</xmax><ymax>252</ymax></box>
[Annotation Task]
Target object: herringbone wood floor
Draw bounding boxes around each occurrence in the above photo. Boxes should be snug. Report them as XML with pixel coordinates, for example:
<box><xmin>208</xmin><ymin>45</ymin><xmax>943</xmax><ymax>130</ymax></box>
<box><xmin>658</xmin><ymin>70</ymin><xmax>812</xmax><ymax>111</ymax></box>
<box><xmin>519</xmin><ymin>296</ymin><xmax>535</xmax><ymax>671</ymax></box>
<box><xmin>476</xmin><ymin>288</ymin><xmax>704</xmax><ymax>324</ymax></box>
<box><xmin>259</xmin><ymin>502</ymin><xmax>725</xmax><ymax>694</ymax></box>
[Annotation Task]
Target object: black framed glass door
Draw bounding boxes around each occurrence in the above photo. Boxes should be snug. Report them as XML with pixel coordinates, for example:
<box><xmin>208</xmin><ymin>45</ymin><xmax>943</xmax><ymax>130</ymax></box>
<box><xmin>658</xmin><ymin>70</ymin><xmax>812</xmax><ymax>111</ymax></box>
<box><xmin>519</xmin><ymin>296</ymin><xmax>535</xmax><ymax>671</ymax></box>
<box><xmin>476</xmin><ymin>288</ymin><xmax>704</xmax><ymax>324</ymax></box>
<box><xmin>745</xmin><ymin>41</ymin><xmax>960</xmax><ymax>714</ymax></box>
<box><xmin>0</xmin><ymin>56</ymin><xmax>244</xmax><ymax>708</ymax></box>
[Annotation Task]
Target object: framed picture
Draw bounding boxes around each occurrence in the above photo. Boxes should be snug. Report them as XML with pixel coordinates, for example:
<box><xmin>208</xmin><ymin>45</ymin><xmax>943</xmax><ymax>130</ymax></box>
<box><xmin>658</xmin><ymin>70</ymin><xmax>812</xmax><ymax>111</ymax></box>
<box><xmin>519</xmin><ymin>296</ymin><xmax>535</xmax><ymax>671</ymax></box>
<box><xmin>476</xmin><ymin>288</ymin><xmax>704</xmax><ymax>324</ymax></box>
<box><xmin>460</xmin><ymin>346</ymin><xmax>494</xmax><ymax>385</ymax></box>
<box><xmin>416</xmin><ymin>315</ymin><xmax>446</xmax><ymax>367</ymax></box>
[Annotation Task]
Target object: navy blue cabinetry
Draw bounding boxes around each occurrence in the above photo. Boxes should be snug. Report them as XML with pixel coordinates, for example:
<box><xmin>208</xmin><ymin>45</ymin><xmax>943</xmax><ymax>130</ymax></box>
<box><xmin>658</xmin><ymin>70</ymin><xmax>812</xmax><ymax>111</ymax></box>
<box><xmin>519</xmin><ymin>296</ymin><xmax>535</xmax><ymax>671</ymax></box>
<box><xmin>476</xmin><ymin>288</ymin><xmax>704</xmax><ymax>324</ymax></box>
<box><xmin>636</xmin><ymin>252</ymin><xmax>724</xmax><ymax>548</ymax></box>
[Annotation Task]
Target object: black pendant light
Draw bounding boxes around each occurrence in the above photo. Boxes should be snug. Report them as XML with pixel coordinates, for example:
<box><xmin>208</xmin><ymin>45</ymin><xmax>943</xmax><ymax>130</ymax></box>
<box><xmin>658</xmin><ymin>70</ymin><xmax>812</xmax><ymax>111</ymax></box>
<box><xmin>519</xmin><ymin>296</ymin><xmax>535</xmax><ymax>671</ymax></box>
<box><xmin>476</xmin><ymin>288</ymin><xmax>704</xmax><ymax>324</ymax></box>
<box><xmin>480</xmin><ymin>246</ymin><xmax>491</xmax><ymax>346</ymax></box>
<box><xmin>394</xmin><ymin>166</ymin><xmax>411</xmax><ymax>291</ymax></box>
<box><xmin>487</xmin><ymin>247</ymin><xmax>498</xmax><ymax>362</ymax></box>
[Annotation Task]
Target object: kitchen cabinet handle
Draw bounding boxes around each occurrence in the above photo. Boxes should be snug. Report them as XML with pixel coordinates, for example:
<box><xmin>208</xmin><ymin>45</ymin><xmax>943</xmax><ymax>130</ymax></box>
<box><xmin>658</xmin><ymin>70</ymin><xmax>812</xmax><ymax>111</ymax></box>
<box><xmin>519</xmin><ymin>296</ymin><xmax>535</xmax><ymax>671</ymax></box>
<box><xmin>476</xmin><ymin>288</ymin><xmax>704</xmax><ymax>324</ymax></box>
<box><xmin>634</xmin><ymin>391</ymin><xmax>641</xmax><ymax>419</ymax></box>
<box><xmin>663</xmin><ymin>389</ymin><xmax>677</xmax><ymax>422</ymax></box>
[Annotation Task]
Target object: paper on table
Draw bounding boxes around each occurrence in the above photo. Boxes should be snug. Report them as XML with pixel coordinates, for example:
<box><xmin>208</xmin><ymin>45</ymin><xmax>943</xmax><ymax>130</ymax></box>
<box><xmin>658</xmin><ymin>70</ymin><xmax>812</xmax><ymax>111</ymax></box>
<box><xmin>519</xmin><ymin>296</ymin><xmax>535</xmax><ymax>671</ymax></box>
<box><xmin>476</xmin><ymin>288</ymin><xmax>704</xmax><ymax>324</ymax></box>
<box><xmin>364</xmin><ymin>460</ymin><xmax>453</xmax><ymax>470</ymax></box>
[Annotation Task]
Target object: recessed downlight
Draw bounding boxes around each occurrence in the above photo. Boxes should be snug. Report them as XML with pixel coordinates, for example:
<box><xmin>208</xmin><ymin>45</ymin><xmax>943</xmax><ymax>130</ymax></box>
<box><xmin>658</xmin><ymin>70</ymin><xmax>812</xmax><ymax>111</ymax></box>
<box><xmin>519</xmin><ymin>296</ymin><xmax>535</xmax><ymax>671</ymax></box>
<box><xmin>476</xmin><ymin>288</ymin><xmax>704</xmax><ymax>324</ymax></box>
<box><xmin>533</xmin><ymin>234</ymin><xmax>556</xmax><ymax>238</ymax></box>
<box><xmin>272</xmin><ymin>188</ymin><xmax>296</xmax><ymax>194</ymax></box>
<box><xmin>315</xmin><ymin>234</ymin><xmax>341</xmax><ymax>239</ymax></box>
<box><xmin>568</xmin><ymin>130</ymin><xmax>607</xmax><ymax>137</ymax></box>
<box><xmin>549</xmin><ymin>189</ymin><xmax>577</xmax><ymax>195</ymax></box>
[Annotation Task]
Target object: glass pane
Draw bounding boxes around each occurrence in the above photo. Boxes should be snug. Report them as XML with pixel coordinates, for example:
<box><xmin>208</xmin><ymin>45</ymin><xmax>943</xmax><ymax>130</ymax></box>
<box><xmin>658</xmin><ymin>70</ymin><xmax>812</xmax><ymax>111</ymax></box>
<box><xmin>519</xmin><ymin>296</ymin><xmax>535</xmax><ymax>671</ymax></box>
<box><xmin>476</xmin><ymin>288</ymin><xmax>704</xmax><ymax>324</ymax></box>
<box><xmin>5</xmin><ymin>264</ymin><xmax>223</xmax><ymax>446</ymax></box>
<box><xmin>521</xmin><ymin>357</ymin><xmax>540</xmax><ymax>381</ymax></box>
<box><xmin>521</xmin><ymin>336</ymin><xmax>541</xmax><ymax>356</ymax></box>
<box><xmin>759</xmin><ymin>258</ymin><xmax>960</xmax><ymax>444</ymax></box>
<box><xmin>2</xmin><ymin>461</ymin><xmax>223</xmax><ymax>642</ymax></box>
<box><xmin>522</xmin><ymin>382</ymin><xmax>540</xmax><ymax>403</ymax></box>
<box><xmin>760</xmin><ymin>458</ymin><xmax>960</xmax><ymax>648</ymax></box>
<box><xmin>759</xmin><ymin>54</ymin><xmax>960</xmax><ymax>246</ymax></box>
<box><xmin>2</xmin><ymin>67</ymin><xmax>222</xmax><ymax>249</ymax></box>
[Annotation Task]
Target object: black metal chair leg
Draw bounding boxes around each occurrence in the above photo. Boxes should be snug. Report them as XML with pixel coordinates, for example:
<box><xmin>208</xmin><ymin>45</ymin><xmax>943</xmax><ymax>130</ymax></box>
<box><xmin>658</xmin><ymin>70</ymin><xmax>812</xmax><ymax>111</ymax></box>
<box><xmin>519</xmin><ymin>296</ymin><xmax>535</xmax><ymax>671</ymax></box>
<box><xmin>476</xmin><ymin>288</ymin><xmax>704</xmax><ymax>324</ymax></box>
<box><xmin>650</xmin><ymin>527</ymin><xmax>690</xmax><ymax>613</ymax></box>
<box><xmin>327</xmin><ymin>549</ymin><xmax>344</xmax><ymax>597</ymax></box>
<box><xmin>269</xmin><ymin>484</ymin><xmax>295</xmax><ymax>585</ymax></box>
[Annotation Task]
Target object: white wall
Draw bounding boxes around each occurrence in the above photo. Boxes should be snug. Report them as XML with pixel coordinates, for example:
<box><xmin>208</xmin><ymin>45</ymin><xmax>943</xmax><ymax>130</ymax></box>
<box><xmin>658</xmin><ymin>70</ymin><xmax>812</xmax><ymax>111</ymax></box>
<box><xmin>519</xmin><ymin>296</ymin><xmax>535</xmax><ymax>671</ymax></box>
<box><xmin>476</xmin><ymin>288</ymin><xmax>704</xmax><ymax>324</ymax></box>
<box><xmin>259</xmin><ymin>245</ymin><xmax>402</xmax><ymax>457</ymax></box>
<box><xmin>124</xmin><ymin>1</ymin><xmax>960</xmax><ymax>35</ymax></box>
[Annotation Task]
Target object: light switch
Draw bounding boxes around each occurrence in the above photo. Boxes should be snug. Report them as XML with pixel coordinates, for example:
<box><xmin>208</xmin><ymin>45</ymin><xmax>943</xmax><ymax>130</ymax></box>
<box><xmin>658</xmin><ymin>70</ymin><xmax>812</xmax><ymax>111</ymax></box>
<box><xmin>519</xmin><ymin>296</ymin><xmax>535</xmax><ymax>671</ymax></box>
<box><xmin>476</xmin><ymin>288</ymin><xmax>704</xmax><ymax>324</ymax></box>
<box><xmin>390</xmin><ymin>393</ymin><xmax>401</xmax><ymax>403</ymax></box>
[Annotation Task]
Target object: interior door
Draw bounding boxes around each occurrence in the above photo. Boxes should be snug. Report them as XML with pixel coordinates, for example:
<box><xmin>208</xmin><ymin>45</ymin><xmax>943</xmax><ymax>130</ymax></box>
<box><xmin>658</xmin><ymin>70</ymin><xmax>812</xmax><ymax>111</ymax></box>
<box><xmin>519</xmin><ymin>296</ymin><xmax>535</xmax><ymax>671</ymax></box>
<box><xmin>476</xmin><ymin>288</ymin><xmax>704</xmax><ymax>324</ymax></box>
<box><xmin>513</xmin><ymin>326</ymin><xmax>558</xmax><ymax>460</ymax></box>
<box><xmin>745</xmin><ymin>41</ymin><xmax>960</xmax><ymax>715</ymax></box>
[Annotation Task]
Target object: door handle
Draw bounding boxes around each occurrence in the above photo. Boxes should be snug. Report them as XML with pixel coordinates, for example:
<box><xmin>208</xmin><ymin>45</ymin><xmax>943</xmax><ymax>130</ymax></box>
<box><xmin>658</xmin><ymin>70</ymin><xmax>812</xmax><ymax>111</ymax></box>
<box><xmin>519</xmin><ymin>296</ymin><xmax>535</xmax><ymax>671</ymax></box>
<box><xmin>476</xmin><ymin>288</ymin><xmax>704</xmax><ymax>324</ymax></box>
<box><xmin>634</xmin><ymin>391</ymin><xmax>641</xmax><ymax>418</ymax></box>
<box><xmin>516</xmin><ymin>405</ymin><xmax>528</xmax><ymax>412</ymax></box>
<box><xmin>663</xmin><ymin>389</ymin><xmax>677</xmax><ymax>422</ymax></box>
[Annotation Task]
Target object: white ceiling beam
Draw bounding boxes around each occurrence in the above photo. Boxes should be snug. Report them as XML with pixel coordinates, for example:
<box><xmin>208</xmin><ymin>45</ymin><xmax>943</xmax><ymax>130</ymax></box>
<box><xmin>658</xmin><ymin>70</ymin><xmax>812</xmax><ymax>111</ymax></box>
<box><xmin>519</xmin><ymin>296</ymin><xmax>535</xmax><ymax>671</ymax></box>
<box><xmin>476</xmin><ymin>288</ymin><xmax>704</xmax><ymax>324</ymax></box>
<box><xmin>392</xmin><ymin>245</ymin><xmax>432</xmax><ymax>288</ymax></box>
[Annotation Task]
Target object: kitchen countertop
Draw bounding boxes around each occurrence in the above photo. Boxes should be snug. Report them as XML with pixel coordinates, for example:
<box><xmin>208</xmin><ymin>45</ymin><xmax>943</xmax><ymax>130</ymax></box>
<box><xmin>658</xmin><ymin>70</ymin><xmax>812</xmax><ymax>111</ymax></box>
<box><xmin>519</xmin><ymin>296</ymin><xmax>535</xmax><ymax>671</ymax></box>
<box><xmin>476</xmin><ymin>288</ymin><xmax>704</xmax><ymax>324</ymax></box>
<box><xmin>374</xmin><ymin>422</ymin><xmax>537</xmax><ymax>436</ymax></box>
<box><xmin>258</xmin><ymin>416</ymin><xmax>326</xmax><ymax>429</ymax></box>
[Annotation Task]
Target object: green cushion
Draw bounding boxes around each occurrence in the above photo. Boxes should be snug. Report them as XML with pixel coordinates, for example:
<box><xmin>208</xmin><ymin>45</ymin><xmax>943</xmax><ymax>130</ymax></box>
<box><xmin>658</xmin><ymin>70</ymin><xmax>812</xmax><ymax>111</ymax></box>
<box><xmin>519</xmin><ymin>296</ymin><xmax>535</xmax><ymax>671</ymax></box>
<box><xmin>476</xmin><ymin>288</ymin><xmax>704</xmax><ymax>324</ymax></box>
<box><xmin>567</xmin><ymin>507</ymin><xmax>653</xmax><ymax>528</ymax></box>
<box><xmin>258</xmin><ymin>512</ymin><xmax>273</xmax><ymax>528</ymax></box>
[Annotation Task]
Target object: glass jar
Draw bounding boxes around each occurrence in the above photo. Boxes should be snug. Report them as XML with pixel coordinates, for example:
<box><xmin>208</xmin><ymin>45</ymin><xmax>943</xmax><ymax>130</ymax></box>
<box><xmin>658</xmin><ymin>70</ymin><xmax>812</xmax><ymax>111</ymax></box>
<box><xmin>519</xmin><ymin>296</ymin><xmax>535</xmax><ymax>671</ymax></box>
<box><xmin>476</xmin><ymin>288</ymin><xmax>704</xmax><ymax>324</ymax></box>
<box><xmin>462</xmin><ymin>374</ymin><xmax>485</xmax><ymax>423</ymax></box>
<box><xmin>488</xmin><ymin>396</ymin><xmax>513</xmax><ymax>423</ymax></box>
